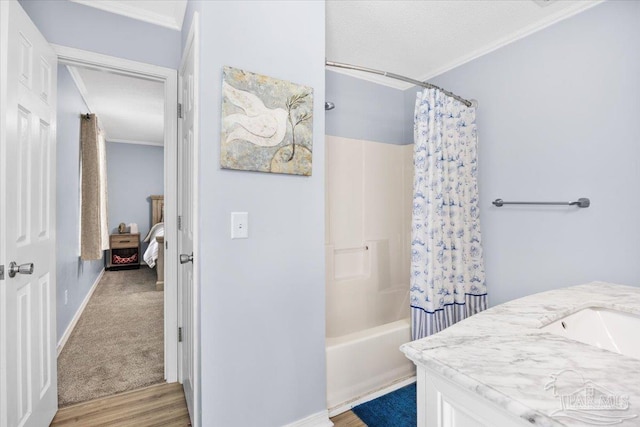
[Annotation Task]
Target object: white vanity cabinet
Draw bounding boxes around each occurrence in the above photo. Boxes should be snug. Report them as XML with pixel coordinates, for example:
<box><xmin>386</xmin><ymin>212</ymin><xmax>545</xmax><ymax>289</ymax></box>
<box><xmin>403</xmin><ymin>283</ymin><xmax>640</xmax><ymax>427</ymax></box>
<box><xmin>415</xmin><ymin>365</ymin><xmax>537</xmax><ymax>427</ymax></box>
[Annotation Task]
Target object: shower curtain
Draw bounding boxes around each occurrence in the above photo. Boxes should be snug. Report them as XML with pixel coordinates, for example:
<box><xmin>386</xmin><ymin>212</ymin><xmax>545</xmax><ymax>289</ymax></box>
<box><xmin>410</xmin><ymin>88</ymin><xmax>487</xmax><ymax>340</ymax></box>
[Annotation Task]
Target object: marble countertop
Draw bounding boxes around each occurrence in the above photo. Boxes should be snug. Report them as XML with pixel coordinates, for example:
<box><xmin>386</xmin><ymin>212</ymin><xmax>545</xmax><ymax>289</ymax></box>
<box><xmin>400</xmin><ymin>282</ymin><xmax>640</xmax><ymax>426</ymax></box>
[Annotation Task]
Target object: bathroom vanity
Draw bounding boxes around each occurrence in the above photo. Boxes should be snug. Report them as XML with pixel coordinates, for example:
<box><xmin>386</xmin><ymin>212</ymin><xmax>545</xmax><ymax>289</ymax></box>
<box><xmin>401</xmin><ymin>282</ymin><xmax>640</xmax><ymax>427</ymax></box>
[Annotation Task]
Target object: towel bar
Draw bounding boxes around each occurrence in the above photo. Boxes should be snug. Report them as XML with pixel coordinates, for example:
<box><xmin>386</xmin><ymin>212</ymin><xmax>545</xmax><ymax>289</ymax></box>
<box><xmin>492</xmin><ymin>198</ymin><xmax>590</xmax><ymax>208</ymax></box>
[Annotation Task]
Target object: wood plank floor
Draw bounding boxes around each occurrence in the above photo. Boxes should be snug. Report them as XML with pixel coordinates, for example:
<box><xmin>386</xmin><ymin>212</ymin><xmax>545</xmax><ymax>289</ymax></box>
<box><xmin>51</xmin><ymin>380</ymin><xmax>365</xmax><ymax>427</ymax></box>
<box><xmin>330</xmin><ymin>410</ymin><xmax>367</xmax><ymax>427</ymax></box>
<box><xmin>51</xmin><ymin>382</ymin><xmax>190</xmax><ymax>427</ymax></box>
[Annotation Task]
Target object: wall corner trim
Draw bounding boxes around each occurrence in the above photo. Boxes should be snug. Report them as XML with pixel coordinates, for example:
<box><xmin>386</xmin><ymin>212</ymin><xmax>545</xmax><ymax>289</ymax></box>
<box><xmin>57</xmin><ymin>268</ymin><xmax>105</xmax><ymax>356</ymax></box>
<box><xmin>282</xmin><ymin>410</ymin><xmax>334</xmax><ymax>427</ymax></box>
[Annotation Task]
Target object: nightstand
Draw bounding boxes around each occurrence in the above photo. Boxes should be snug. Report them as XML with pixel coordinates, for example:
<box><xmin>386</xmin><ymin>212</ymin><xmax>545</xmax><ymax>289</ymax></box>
<box><xmin>107</xmin><ymin>233</ymin><xmax>141</xmax><ymax>270</ymax></box>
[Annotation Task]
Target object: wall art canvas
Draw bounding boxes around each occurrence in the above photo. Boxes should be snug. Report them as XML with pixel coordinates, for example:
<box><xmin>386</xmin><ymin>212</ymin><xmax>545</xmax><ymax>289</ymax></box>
<box><xmin>221</xmin><ymin>66</ymin><xmax>314</xmax><ymax>176</ymax></box>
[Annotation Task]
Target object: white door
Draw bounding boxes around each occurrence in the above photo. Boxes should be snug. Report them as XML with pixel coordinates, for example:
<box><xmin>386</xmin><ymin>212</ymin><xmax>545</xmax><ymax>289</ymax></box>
<box><xmin>0</xmin><ymin>1</ymin><xmax>58</xmax><ymax>427</ymax></box>
<box><xmin>177</xmin><ymin>12</ymin><xmax>199</xmax><ymax>427</ymax></box>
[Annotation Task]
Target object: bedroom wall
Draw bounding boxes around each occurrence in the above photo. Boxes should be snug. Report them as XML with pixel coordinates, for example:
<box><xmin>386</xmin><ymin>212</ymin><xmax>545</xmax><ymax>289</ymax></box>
<box><xmin>186</xmin><ymin>1</ymin><xmax>327</xmax><ymax>426</ymax></box>
<box><xmin>404</xmin><ymin>0</ymin><xmax>640</xmax><ymax>306</ymax></box>
<box><xmin>56</xmin><ymin>65</ymin><xmax>104</xmax><ymax>343</ymax></box>
<box><xmin>106</xmin><ymin>142</ymin><xmax>164</xmax><ymax>254</ymax></box>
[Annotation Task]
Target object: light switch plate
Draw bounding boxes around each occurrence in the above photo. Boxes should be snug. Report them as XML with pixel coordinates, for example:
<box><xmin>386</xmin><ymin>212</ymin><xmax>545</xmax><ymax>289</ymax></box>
<box><xmin>231</xmin><ymin>212</ymin><xmax>249</xmax><ymax>239</ymax></box>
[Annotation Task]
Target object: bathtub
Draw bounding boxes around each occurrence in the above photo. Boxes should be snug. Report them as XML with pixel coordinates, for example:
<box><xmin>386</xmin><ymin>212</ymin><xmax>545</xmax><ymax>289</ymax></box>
<box><xmin>326</xmin><ymin>318</ymin><xmax>415</xmax><ymax>414</ymax></box>
<box><xmin>541</xmin><ymin>307</ymin><xmax>640</xmax><ymax>359</ymax></box>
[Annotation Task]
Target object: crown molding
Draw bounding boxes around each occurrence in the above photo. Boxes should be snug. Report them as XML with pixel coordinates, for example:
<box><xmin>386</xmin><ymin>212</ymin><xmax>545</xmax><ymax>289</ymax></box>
<box><xmin>66</xmin><ymin>65</ymin><xmax>109</xmax><ymax>138</ymax></box>
<box><xmin>108</xmin><ymin>138</ymin><xmax>164</xmax><ymax>147</ymax></box>
<box><xmin>327</xmin><ymin>0</ymin><xmax>604</xmax><ymax>92</ymax></box>
<box><xmin>415</xmin><ymin>0</ymin><xmax>604</xmax><ymax>84</ymax></box>
<box><xmin>69</xmin><ymin>0</ymin><xmax>186</xmax><ymax>31</ymax></box>
<box><xmin>66</xmin><ymin>65</ymin><xmax>93</xmax><ymax>113</ymax></box>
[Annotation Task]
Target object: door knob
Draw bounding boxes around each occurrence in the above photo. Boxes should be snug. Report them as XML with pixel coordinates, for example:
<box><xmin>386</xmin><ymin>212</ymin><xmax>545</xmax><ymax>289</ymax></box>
<box><xmin>8</xmin><ymin>261</ymin><xmax>34</xmax><ymax>278</ymax></box>
<box><xmin>179</xmin><ymin>253</ymin><xmax>193</xmax><ymax>264</ymax></box>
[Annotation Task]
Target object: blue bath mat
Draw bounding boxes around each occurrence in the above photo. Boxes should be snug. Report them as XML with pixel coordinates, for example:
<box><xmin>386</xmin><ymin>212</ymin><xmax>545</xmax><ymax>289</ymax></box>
<box><xmin>352</xmin><ymin>383</ymin><xmax>416</xmax><ymax>427</ymax></box>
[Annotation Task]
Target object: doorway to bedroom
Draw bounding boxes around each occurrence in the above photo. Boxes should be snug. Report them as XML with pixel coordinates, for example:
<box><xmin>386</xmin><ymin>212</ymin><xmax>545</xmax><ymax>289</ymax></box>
<box><xmin>54</xmin><ymin>50</ymin><xmax>177</xmax><ymax>407</ymax></box>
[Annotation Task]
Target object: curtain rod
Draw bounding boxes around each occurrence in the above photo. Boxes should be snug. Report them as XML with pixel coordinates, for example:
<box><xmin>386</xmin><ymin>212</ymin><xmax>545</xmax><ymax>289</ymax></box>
<box><xmin>325</xmin><ymin>60</ymin><xmax>473</xmax><ymax>108</ymax></box>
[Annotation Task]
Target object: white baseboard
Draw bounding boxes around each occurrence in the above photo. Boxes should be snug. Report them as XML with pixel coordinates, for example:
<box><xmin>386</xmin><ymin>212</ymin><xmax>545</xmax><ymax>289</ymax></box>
<box><xmin>57</xmin><ymin>268</ymin><xmax>105</xmax><ymax>356</ymax></box>
<box><xmin>282</xmin><ymin>410</ymin><xmax>333</xmax><ymax>427</ymax></box>
<box><xmin>328</xmin><ymin>375</ymin><xmax>416</xmax><ymax>418</ymax></box>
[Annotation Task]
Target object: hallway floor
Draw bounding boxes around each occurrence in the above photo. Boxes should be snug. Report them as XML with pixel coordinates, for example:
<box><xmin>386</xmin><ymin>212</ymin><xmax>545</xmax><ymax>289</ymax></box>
<box><xmin>51</xmin><ymin>382</ymin><xmax>190</xmax><ymax>426</ymax></box>
<box><xmin>58</xmin><ymin>268</ymin><xmax>164</xmax><ymax>406</ymax></box>
<box><xmin>331</xmin><ymin>410</ymin><xmax>366</xmax><ymax>427</ymax></box>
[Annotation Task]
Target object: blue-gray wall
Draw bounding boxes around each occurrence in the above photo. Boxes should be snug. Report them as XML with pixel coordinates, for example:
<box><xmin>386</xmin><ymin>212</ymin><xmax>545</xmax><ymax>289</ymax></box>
<box><xmin>406</xmin><ymin>0</ymin><xmax>640</xmax><ymax>306</ymax></box>
<box><xmin>18</xmin><ymin>2</ymin><xmax>331</xmax><ymax>426</ymax></box>
<box><xmin>19</xmin><ymin>0</ymin><xmax>180</xmax><ymax>69</ymax></box>
<box><xmin>326</xmin><ymin>70</ymin><xmax>409</xmax><ymax>144</ymax></box>
<box><xmin>186</xmin><ymin>1</ymin><xmax>327</xmax><ymax>426</ymax></box>
<box><xmin>106</xmin><ymin>142</ymin><xmax>164</xmax><ymax>251</ymax></box>
<box><xmin>56</xmin><ymin>65</ymin><xmax>104</xmax><ymax>342</ymax></box>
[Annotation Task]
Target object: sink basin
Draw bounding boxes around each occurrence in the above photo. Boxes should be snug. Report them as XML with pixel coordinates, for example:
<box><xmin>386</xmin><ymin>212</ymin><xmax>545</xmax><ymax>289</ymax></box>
<box><xmin>541</xmin><ymin>307</ymin><xmax>640</xmax><ymax>360</ymax></box>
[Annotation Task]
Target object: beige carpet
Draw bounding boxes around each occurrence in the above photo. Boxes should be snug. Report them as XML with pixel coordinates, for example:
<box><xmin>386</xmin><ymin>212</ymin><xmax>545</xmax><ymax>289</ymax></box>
<box><xmin>58</xmin><ymin>268</ymin><xmax>164</xmax><ymax>407</ymax></box>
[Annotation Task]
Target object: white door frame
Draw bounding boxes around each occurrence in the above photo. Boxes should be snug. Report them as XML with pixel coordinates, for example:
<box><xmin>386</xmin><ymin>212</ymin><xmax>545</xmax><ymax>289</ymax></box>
<box><xmin>52</xmin><ymin>45</ymin><xmax>179</xmax><ymax>382</ymax></box>
<box><xmin>178</xmin><ymin>12</ymin><xmax>200</xmax><ymax>427</ymax></box>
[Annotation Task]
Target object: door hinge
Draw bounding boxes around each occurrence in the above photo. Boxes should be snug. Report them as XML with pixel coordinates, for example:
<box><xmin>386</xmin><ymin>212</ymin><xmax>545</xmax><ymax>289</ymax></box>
<box><xmin>178</xmin><ymin>103</ymin><xmax>183</xmax><ymax>119</ymax></box>
<box><xmin>0</xmin><ymin>265</ymin><xmax>4</xmax><ymax>280</ymax></box>
<box><xmin>178</xmin><ymin>215</ymin><xmax>182</xmax><ymax>231</ymax></box>
<box><xmin>178</xmin><ymin>327</ymin><xmax>183</xmax><ymax>342</ymax></box>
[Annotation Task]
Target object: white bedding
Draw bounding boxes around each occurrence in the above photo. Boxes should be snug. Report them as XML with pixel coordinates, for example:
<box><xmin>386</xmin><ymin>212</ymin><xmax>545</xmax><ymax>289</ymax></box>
<box><xmin>143</xmin><ymin>222</ymin><xmax>164</xmax><ymax>268</ymax></box>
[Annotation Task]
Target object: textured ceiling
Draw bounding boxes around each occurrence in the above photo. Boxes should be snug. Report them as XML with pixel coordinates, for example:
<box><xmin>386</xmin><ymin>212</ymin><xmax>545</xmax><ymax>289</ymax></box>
<box><xmin>68</xmin><ymin>66</ymin><xmax>165</xmax><ymax>145</ymax></box>
<box><xmin>326</xmin><ymin>0</ymin><xmax>603</xmax><ymax>89</ymax></box>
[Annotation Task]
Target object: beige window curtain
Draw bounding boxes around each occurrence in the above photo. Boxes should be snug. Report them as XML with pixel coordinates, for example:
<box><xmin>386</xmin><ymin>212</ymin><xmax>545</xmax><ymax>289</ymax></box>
<box><xmin>80</xmin><ymin>114</ymin><xmax>110</xmax><ymax>260</ymax></box>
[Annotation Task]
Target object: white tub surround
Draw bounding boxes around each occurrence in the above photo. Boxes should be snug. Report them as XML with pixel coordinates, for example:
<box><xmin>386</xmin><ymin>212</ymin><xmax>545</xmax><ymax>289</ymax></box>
<box><xmin>325</xmin><ymin>135</ymin><xmax>413</xmax><ymax>338</ymax></box>
<box><xmin>401</xmin><ymin>282</ymin><xmax>640</xmax><ymax>427</ymax></box>
<box><xmin>326</xmin><ymin>319</ymin><xmax>415</xmax><ymax>412</ymax></box>
<box><xmin>325</xmin><ymin>135</ymin><xmax>415</xmax><ymax>411</ymax></box>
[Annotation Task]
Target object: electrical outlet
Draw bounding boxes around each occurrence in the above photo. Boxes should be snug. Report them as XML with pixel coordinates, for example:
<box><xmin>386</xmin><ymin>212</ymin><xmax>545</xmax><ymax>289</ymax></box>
<box><xmin>64</xmin><ymin>289</ymin><xmax>68</xmax><ymax>305</ymax></box>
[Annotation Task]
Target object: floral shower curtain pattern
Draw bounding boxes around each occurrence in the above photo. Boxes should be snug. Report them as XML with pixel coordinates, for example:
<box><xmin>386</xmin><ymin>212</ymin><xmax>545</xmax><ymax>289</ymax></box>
<box><xmin>411</xmin><ymin>88</ymin><xmax>487</xmax><ymax>340</ymax></box>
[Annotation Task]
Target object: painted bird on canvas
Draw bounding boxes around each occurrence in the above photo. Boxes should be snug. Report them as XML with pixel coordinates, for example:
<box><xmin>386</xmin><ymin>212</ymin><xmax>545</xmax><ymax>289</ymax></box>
<box><xmin>222</xmin><ymin>81</ymin><xmax>288</xmax><ymax>147</ymax></box>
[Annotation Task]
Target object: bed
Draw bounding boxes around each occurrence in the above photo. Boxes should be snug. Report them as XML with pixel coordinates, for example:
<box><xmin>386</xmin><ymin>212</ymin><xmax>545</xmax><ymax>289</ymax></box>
<box><xmin>143</xmin><ymin>195</ymin><xmax>165</xmax><ymax>291</ymax></box>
